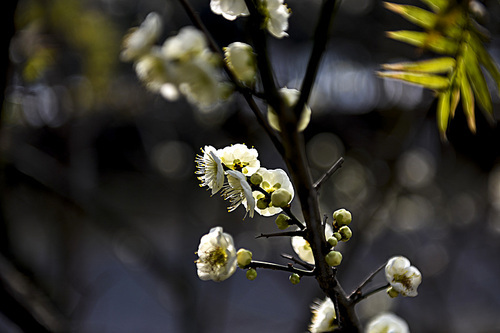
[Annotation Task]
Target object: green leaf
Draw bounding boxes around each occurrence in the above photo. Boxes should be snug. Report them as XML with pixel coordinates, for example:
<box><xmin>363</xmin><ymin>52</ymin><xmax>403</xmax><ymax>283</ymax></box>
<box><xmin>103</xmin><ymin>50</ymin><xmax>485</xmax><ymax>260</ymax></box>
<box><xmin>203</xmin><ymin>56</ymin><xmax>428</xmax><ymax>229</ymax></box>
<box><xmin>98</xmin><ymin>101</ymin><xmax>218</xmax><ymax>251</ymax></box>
<box><xmin>384</xmin><ymin>2</ymin><xmax>437</xmax><ymax>30</ymax></box>
<box><xmin>450</xmin><ymin>85</ymin><xmax>460</xmax><ymax>118</ymax></box>
<box><xmin>459</xmin><ymin>63</ymin><xmax>476</xmax><ymax>133</ymax></box>
<box><xmin>469</xmin><ymin>32</ymin><xmax>500</xmax><ymax>95</ymax></box>
<box><xmin>419</xmin><ymin>0</ymin><xmax>449</xmax><ymax>13</ymax></box>
<box><xmin>382</xmin><ymin>57</ymin><xmax>455</xmax><ymax>74</ymax></box>
<box><xmin>377</xmin><ymin>71</ymin><xmax>450</xmax><ymax>90</ymax></box>
<box><xmin>437</xmin><ymin>89</ymin><xmax>451</xmax><ymax>140</ymax></box>
<box><xmin>462</xmin><ymin>43</ymin><xmax>493</xmax><ymax>119</ymax></box>
<box><xmin>386</xmin><ymin>30</ymin><xmax>459</xmax><ymax>55</ymax></box>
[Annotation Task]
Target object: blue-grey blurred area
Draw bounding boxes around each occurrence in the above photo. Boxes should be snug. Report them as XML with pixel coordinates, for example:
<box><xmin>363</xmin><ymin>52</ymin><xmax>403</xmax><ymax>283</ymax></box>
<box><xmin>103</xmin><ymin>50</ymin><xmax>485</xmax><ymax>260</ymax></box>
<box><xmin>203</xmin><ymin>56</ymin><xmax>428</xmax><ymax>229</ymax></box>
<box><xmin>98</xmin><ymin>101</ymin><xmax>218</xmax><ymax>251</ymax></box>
<box><xmin>2</xmin><ymin>0</ymin><xmax>500</xmax><ymax>332</ymax></box>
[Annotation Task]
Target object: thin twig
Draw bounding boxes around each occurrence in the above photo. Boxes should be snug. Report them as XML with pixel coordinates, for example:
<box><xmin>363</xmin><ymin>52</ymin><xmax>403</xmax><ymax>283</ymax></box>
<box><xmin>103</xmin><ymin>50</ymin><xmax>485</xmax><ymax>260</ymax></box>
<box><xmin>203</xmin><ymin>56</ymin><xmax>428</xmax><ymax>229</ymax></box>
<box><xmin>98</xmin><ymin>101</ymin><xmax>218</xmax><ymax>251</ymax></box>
<box><xmin>282</xmin><ymin>206</ymin><xmax>306</xmax><ymax>229</ymax></box>
<box><xmin>351</xmin><ymin>283</ymin><xmax>390</xmax><ymax>305</ymax></box>
<box><xmin>248</xmin><ymin>260</ymin><xmax>315</xmax><ymax>276</ymax></box>
<box><xmin>313</xmin><ymin>156</ymin><xmax>344</xmax><ymax>191</ymax></box>
<box><xmin>280</xmin><ymin>253</ymin><xmax>315</xmax><ymax>270</ymax></box>
<box><xmin>256</xmin><ymin>230</ymin><xmax>305</xmax><ymax>239</ymax></box>
<box><xmin>349</xmin><ymin>263</ymin><xmax>386</xmax><ymax>302</ymax></box>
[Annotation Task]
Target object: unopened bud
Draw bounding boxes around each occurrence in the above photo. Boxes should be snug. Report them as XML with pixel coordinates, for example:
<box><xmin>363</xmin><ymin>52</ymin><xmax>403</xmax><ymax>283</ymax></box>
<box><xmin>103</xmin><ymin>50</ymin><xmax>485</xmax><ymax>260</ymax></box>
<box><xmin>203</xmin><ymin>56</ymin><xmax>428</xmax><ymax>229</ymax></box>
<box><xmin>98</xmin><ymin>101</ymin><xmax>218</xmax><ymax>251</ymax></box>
<box><xmin>338</xmin><ymin>226</ymin><xmax>352</xmax><ymax>241</ymax></box>
<box><xmin>333</xmin><ymin>232</ymin><xmax>342</xmax><ymax>241</ymax></box>
<box><xmin>271</xmin><ymin>189</ymin><xmax>292</xmax><ymax>208</ymax></box>
<box><xmin>275</xmin><ymin>214</ymin><xmax>291</xmax><ymax>230</ymax></box>
<box><xmin>289</xmin><ymin>273</ymin><xmax>301</xmax><ymax>285</ymax></box>
<box><xmin>327</xmin><ymin>237</ymin><xmax>338</xmax><ymax>247</ymax></box>
<box><xmin>387</xmin><ymin>286</ymin><xmax>399</xmax><ymax>298</ymax></box>
<box><xmin>257</xmin><ymin>197</ymin><xmax>270</xmax><ymax>210</ymax></box>
<box><xmin>333</xmin><ymin>209</ymin><xmax>352</xmax><ymax>226</ymax></box>
<box><xmin>325</xmin><ymin>250</ymin><xmax>343</xmax><ymax>267</ymax></box>
<box><xmin>250</xmin><ymin>173</ymin><xmax>263</xmax><ymax>185</ymax></box>
<box><xmin>237</xmin><ymin>248</ymin><xmax>253</xmax><ymax>268</ymax></box>
<box><xmin>246</xmin><ymin>268</ymin><xmax>257</xmax><ymax>281</ymax></box>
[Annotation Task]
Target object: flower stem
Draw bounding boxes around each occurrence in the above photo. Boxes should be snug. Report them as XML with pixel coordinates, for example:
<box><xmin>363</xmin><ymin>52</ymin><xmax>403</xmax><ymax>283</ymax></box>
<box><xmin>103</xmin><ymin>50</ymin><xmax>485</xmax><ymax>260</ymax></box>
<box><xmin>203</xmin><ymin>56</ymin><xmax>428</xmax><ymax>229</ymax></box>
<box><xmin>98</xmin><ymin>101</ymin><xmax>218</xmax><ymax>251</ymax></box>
<box><xmin>248</xmin><ymin>260</ymin><xmax>315</xmax><ymax>276</ymax></box>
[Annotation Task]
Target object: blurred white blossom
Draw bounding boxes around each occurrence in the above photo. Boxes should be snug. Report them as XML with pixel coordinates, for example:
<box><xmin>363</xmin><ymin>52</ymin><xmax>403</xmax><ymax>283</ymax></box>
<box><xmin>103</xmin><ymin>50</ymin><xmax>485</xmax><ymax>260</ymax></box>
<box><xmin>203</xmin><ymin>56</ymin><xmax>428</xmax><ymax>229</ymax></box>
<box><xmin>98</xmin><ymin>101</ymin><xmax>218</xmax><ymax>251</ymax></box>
<box><xmin>309</xmin><ymin>297</ymin><xmax>337</xmax><ymax>333</ymax></box>
<box><xmin>263</xmin><ymin>0</ymin><xmax>291</xmax><ymax>38</ymax></box>
<box><xmin>121</xmin><ymin>12</ymin><xmax>162</xmax><ymax>62</ymax></box>
<box><xmin>268</xmin><ymin>87</ymin><xmax>312</xmax><ymax>132</ymax></box>
<box><xmin>210</xmin><ymin>0</ymin><xmax>249</xmax><ymax>20</ymax></box>
<box><xmin>365</xmin><ymin>312</ymin><xmax>410</xmax><ymax>333</ymax></box>
<box><xmin>385</xmin><ymin>256</ymin><xmax>422</xmax><ymax>297</ymax></box>
<box><xmin>196</xmin><ymin>227</ymin><xmax>237</xmax><ymax>282</ymax></box>
<box><xmin>224</xmin><ymin>42</ymin><xmax>257</xmax><ymax>86</ymax></box>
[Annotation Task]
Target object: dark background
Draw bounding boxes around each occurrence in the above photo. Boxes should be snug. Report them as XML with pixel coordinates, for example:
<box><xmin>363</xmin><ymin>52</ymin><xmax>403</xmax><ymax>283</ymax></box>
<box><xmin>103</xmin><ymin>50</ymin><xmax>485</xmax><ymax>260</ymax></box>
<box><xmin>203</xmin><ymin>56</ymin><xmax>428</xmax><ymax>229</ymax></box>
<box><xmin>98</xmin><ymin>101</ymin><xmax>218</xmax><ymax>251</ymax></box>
<box><xmin>1</xmin><ymin>0</ymin><xmax>500</xmax><ymax>332</ymax></box>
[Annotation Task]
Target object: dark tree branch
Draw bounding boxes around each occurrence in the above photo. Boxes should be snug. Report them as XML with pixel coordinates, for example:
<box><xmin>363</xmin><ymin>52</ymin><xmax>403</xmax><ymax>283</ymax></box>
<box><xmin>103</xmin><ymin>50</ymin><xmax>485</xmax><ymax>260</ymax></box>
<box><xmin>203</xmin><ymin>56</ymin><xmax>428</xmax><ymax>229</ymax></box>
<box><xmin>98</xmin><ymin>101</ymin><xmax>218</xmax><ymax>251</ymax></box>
<box><xmin>351</xmin><ymin>283</ymin><xmax>391</xmax><ymax>305</ymax></box>
<box><xmin>294</xmin><ymin>0</ymin><xmax>340</xmax><ymax>118</ymax></box>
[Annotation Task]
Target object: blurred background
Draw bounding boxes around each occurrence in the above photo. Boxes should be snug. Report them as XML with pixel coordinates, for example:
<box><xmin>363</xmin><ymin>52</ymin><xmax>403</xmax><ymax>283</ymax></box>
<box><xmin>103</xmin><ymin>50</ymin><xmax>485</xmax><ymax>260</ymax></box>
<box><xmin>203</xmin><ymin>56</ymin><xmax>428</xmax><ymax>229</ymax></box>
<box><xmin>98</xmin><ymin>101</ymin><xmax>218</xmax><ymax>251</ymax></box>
<box><xmin>1</xmin><ymin>0</ymin><xmax>500</xmax><ymax>332</ymax></box>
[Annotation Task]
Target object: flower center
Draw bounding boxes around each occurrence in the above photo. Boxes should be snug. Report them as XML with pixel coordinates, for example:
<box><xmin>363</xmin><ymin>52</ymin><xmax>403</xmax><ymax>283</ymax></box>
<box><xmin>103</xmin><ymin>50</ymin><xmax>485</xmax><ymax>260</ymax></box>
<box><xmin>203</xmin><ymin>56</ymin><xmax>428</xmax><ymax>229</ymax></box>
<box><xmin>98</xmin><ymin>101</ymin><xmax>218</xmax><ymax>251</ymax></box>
<box><xmin>393</xmin><ymin>273</ymin><xmax>412</xmax><ymax>290</ymax></box>
<box><xmin>207</xmin><ymin>246</ymin><xmax>228</xmax><ymax>267</ymax></box>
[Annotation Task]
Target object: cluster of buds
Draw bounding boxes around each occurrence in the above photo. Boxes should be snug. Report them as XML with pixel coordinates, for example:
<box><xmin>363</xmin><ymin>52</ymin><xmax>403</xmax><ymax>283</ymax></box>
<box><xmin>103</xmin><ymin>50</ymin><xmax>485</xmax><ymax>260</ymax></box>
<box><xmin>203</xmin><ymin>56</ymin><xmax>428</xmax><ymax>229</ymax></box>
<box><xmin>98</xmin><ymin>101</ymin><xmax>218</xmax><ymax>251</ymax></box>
<box><xmin>324</xmin><ymin>208</ymin><xmax>353</xmax><ymax>267</ymax></box>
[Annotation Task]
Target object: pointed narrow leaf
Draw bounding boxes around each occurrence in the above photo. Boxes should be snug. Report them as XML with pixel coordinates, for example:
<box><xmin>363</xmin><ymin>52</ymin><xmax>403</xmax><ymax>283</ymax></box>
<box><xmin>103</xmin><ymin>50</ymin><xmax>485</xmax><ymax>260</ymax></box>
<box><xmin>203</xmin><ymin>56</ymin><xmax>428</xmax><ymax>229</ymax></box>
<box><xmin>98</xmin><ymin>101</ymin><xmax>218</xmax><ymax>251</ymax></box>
<box><xmin>459</xmin><ymin>69</ymin><xmax>476</xmax><ymax>133</ymax></box>
<box><xmin>437</xmin><ymin>89</ymin><xmax>451</xmax><ymax>140</ymax></box>
<box><xmin>419</xmin><ymin>0</ymin><xmax>448</xmax><ymax>13</ymax></box>
<box><xmin>450</xmin><ymin>85</ymin><xmax>460</xmax><ymax>118</ymax></box>
<box><xmin>377</xmin><ymin>71</ymin><xmax>449</xmax><ymax>90</ymax></box>
<box><xmin>382</xmin><ymin>57</ymin><xmax>455</xmax><ymax>74</ymax></box>
<box><xmin>469</xmin><ymin>32</ymin><xmax>500</xmax><ymax>94</ymax></box>
<box><xmin>386</xmin><ymin>30</ymin><xmax>458</xmax><ymax>55</ymax></box>
<box><xmin>463</xmin><ymin>43</ymin><xmax>493</xmax><ymax>118</ymax></box>
<box><xmin>384</xmin><ymin>2</ymin><xmax>437</xmax><ymax>30</ymax></box>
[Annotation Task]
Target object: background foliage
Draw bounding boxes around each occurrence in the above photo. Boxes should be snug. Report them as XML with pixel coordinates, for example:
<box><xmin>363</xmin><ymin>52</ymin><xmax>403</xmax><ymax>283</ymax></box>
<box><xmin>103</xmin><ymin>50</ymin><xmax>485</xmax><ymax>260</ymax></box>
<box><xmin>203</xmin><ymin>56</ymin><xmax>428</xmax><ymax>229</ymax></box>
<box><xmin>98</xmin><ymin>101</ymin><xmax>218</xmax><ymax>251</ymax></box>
<box><xmin>1</xmin><ymin>0</ymin><xmax>500</xmax><ymax>332</ymax></box>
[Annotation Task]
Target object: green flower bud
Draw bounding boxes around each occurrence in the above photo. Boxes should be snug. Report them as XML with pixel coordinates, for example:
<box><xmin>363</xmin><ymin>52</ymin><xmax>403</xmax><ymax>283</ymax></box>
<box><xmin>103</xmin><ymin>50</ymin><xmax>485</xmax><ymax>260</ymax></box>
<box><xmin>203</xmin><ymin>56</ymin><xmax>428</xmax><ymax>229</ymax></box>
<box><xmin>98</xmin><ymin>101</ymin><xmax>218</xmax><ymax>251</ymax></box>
<box><xmin>333</xmin><ymin>232</ymin><xmax>342</xmax><ymax>241</ymax></box>
<box><xmin>250</xmin><ymin>173</ymin><xmax>263</xmax><ymax>185</ymax></box>
<box><xmin>325</xmin><ymin>250</ymin><xmax>343</xmax><ymax>267</ymax></box>
<box><xmin>275</xmin><ymin>214</ymin><xmax>291</xmax><ymax>230</ymax></box>
<box><xmin>246</xmin><ymin>268</ymin><xmax>257</xmax><ymax>281</ymax></box>
<box><xmin>338</xmin><ymin>226</ymin><xmax>352</xmax><ymax>242</ymax></box>
<box><xmin>257</xmin><ymin>197</ymin><xmax>270</xmax><ymax>210</ymax></box>
<box><xmin>387</xmin><ymin>286</ymin><xmax>399</xmax><ymax>298</ymax></box>
<box><xmin>327</xmin><ymin>237</ymin><xmax>338</xmax><ymax>247</ymax></box>
<box><xmin>333</xmin><ymin>209</ymin><xmax>352</xmax><ymax>226</ymax></box>
<box><xmin>271</xmin><ymin>188</ymin><xmax>292</xmax><ymax>208</ymax></box>
<box><xmin>289</xmin><ymin>273</ymin><xmax>301</xmax><ymax>285</ymax></box>
<box><xmin>237</xmin><ymin>248</ymin><xmax>253</xmax><ymax>268</ymax></box>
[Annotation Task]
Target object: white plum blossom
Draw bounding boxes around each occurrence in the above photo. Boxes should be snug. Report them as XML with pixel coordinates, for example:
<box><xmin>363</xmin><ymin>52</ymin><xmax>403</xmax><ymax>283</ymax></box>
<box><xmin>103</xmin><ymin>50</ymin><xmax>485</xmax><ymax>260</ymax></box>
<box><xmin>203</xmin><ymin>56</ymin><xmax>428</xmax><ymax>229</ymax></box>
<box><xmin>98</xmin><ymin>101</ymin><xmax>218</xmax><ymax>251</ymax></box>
<box><xmin>223</xmin><ymin>170</ymin><xmax>256</xmax><ymax>218</ymax></box>
<box><xmin>196</xmin><ymin>227</ymin><xmax>237</xmax><ymax>282</ymax></box>
<box><xmin>262</xmin><ymin>0</ymin><xmax>290</xmax><ymax>38</ymax></box>
<box><xmin>121</xmin><ymin>12</ymin><xmax>162</xmax><ymax>62</ymax></box>
<box><xmin>219</xmin><ymin>144</ymin><xmax>260</xmax><ymax>176</ymax></box>
<box><xmin>385</xmin><ymin>256</ymin><xmax>422</xmax><ymax>297</ymax></box>
<box><xmin>291</xmin><ymin>224</ymin><xmax>333</xmax><ymax>264</ymax></box>
<box><xmin>268</xmin><ymin>87</ymin><xmax>312</xmax><ymax>132</ymax></box>
<box><xmin>365</xmin><ymin>312</ymin><xmax>410</xmax><ymax>333</ymax></box>
<box><xmin>210</xmin><ymin>0</ymin><xmax>249</xmax><ymax>20</ymax></box>
<box><xmin>224</xmin><ymin>42</ymin><xmax>257</xmax><ymax>86</ymax></box>
<box><xmin>175</xmin><ymin>57</ymin><xmax>233</xmax><ymax>109</ymax></box>
<box><xmin>162</xmin><ymin>26</ymin><xmax>208</xmax><ymax>62</ymax></box>
<box><xmin>195</xmin><ymin>145</ymin><xmax>225</xmax><ymax>195</ymax></box>
<box><xmin>251</xmin><ymin>167</ymin><xmax>294</xmax><ymax>216</ymax></box>
<box><xmin>309</xmin><ymin>297</ymin><xmax>337</xmax><ymax>333</ymax></box>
